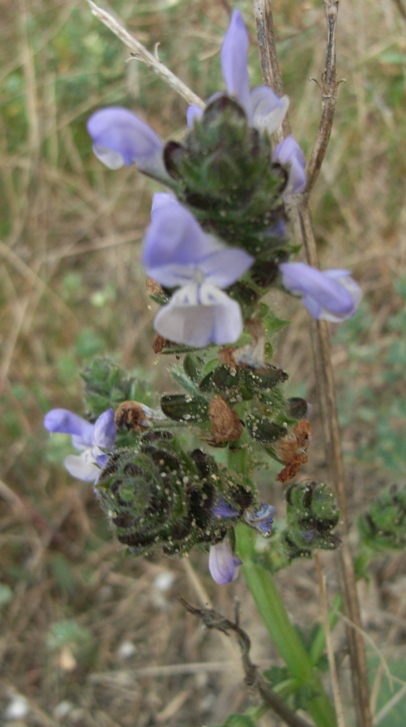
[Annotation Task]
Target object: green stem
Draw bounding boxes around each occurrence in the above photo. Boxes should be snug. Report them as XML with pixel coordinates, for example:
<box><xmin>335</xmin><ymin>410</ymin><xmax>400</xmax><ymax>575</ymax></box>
<box><xmin>237</xmin><ymin>526</ymin><xmax>336</xmax><ymax>727</ymax></box>
<box><xmin>228</xmin><ymin>447</ymin><xmax>336</xmax><ymax>727</ymax></box>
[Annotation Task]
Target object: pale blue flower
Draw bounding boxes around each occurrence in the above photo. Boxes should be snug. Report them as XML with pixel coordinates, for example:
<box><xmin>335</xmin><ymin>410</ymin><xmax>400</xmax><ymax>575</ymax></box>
<box><xmin>212</xmin><ymin>499</ymin><xmax>240</xmax><ymax>519</ymax></box>
<box><xmin>272</xmin><ymin>136</ymin><xmax>306</xmax><ymax>196</ymax></box>
<box><xmin>87</xmin><ymin>107</ymin><xmax>169</xmax><ymax>180</ymax></box>
<box><xmin>44</xmin><ymin>408</ymin><xmax>116</xmax><ymax>482</ymax></box>
<box><xmin>187</xmin><ymin>10</ymin><xmax>289</xmax><ymax>136</ymax></box>
<box><xmin>144</xmin><ymin>197</ymin><xmax>253</xmax><ymax>346</ymax></box>
<box><xmin>280</xmin><ymin>262</ymin><xmax>362</xmax><ymax>322</ymax></box>
<box><xmin>245</xmin><ymin>504</ymin><xmax>275</xmax><ymax>536</ymax></box>
<box><xmin>209</xmin><ymin>539</ymin><xmax>242</xmax><ymax>585</ymax></box>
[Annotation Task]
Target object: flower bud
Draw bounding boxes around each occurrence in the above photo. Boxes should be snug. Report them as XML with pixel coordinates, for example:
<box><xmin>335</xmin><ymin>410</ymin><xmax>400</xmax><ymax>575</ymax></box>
<box><xmin>283</xmin><ymin>481</ymin><xmax>340</xmax><ymax>558</ymax></box>
<box><xmin>358</xmin><ymin>484</ymin><xmax>406</xmax><ymax>552</ymax></box>
<box><xmin>96</xmin><ymin>434</ymin><xmax>254</xmax><ymax>557</ymax></box>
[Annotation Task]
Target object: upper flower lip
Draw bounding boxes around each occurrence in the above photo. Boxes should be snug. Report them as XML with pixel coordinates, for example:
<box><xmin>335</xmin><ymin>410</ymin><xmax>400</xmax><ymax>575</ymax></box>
<box><xmin>44</xmin><ymin>408</ymin><xmax>116</xmax><ymax>448</ymax></box>
<box><xmin>143</xmin><ymin>196</ymin><xmax>253</xmax><ymax>289</ymax></box>
<box><xmin>87</xmin><ymin>106</ymin><xmax>170</xmax><ymax>180</ymax></box>
<box><xmin>44</xmin><ymin>408</ymin><xmax>116</xmax><ymax>483</ymax></box>
<box><xmin>187</xmin><ymin>9</ymin><xmax>289</xmax><ymax>137</ymax></box>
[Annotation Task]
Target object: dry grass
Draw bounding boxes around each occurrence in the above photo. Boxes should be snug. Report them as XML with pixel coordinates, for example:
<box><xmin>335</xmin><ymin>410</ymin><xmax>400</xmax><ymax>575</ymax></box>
<box><xmin>0</xmin><ymin>0</ymin><xmax>405</xmax><ymax>725</ymax></box>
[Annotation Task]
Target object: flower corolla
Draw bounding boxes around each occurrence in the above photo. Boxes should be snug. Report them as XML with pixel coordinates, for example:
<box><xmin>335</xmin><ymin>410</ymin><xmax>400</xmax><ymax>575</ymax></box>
<box><xmin>187</xmin><ymin>10</ymin><xmax>289</xmax><ymax>136</ymax></box>
<box><xmin>280</xmin><ymin>262</ymin><xmax>362</xmax><ymax>322</ymax></box>
<box><xmin>209</xmin><ymin>539</ymin><xmax>242</xmax><ymax>585</ymax></box>
<box><xmin>44</xmin><ymin>408</ymin><xmax>116</xmax><ymax>482</ymax></box>
<box><xmin>87</xmin><ymin>107</ymin><xmax>169</xmax><ymax>180</ymax></box>
<box><xmin>272</xmin><ymin>136</ymin><xmax>306</xmax><ymax>196</ymax></box>
<box><xmin>143</xmin><ymin>195</ymin><xmax>253</xmax><ymax>347</ymax></box>
<box><xmin>244</xmin><ymin>503</ymin><xmax>275</xmax><ymax>536</ymax></box>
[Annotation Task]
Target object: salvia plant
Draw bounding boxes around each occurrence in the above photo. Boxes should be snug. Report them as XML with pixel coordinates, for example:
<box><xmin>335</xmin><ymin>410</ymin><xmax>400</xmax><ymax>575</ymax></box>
<box><xmin>42</xmin><ymin>5</ymin><xmax>405</xmax><ymax>727</ymax></box>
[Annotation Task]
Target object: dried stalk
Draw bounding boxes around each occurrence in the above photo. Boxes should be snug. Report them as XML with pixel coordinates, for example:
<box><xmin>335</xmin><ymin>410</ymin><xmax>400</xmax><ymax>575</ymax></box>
<box><xmin>314</xmin><ymin>553</ymin><xmax>345</xmax><ymax>727</ymax></box>
<box><xmin>180</xmin><ymin>598</ymin><xmax>315</xmax><ymax>727</ymax></box>
<box><xmin>86</xmin><ymin>1</ymin><xmax>204</xmax><ymax>109</ymax></box>
<box><xmin>252</xmin><ymin>2</ymin><xmax>372</xmax><ymax>726</ymax></box>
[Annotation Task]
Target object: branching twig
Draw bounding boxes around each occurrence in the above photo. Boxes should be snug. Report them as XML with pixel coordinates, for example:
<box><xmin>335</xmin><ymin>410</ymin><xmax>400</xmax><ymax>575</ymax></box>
<box><xmin>252</xmin><ymin>3</ymin><xmax>373</xmax><ymax>727</ymax></box>
<box><xmin>86</xmin><ymin>1</ymin><xmax>204</xmax><ymax>109</ymax></box>
<box><xmin>179</xmin><ymin>598</ymin><xmax>314</xmax><ymax>727</ymax></box>
<box><xmin>391</xmin><ymin>0</ymin><xmax>406</xmax><ymax>22</ymax></box>
<box><xmin>305</xmin><ymin>0</ymin><xmax>342</xmax><ymax>194</ymax></box>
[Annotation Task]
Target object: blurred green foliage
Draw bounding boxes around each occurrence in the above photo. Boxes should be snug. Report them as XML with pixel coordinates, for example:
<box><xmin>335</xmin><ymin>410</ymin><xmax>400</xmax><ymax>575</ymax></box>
<box><xmin>335</xmin><ymin>276</ymin><xmax>406</xmax><ymax>474</ymax></box>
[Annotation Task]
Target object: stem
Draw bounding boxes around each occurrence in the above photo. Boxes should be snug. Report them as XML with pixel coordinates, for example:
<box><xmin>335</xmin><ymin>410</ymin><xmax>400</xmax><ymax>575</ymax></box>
<box><xmin>251</xmin><ymin>3</ymin><xmax>373</xmax><ymax>725</ymax></box>
<box><xmin>228</xmin><ymin>447</ymin><xmax>336</xmax><ymax>727</ymax></box>
<box><xmin>237</xmin><ymin>525</ymin><xmax>337</xmax><ymax>727</ymax></box>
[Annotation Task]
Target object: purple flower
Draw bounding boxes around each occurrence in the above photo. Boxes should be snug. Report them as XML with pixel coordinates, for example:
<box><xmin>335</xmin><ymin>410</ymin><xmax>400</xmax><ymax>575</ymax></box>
<box><xmin>280</xmin><ymin>262</ymin><xmax>362</xmax><ymax>322</ymax></box>
<box><xmin>245</xmin><ymin>504</ymin><xmax>275</xmax><ymax>536</ymax></box>
<box><xmin>87</xmin><ymin>107</ymin><xmax>169</xmax><ymax>180</ymax></box>
<box><xmin>143</xmin><ymin>196</ymin><xmax>253</xmax><ymax>347</ymax></box>
<box><xmin>272</xmin><ymin>136</ymin><xmax>306</xmax><ymax>196</ymax></box>
<box><xmin>209</xmin><ymin>540</ymin><xmax>242</xmax><ymax>585</ymax></box>
<box><xmin>212</xmin><ymin>498</ymin><xmax>240</xmax><ymax>519</ymax></box>
<box><xmin>187</xmin><ymin>10</ymin><xmax>289</xmax><ymax>136</ymax></box>
<box><xmin>44</xmin><ymin>408</ymin><xmax>116</xmax><ymax>482</ymax></box>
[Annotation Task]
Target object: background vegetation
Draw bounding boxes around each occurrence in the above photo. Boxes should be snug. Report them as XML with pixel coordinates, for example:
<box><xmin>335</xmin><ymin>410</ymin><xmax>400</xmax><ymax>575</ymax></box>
<box><xmin>0</xmin><ymin>0</ymin><xmax>405</xmax><ymax>725</ymax></box>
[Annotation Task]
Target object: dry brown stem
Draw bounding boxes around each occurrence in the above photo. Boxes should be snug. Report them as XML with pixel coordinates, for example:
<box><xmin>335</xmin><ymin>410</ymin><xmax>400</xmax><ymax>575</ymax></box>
<box><xmin>180</xmin><ymin>598</ymin><xmax>314</xmax><ymax>727</ymax></box>
<box><xmin>86</xmin><ymin>1</ymin><xmax>204</xmax><ymax>109</ymax></box>
<box><xmin>305</xmin><ymin>0</ymin><xmax>343</xmax><ymax>194</ymax></box>
<box><xmin>252</xmin><ymin>2</ymin><xmax>373</xmax><ymax>726</ymax></box>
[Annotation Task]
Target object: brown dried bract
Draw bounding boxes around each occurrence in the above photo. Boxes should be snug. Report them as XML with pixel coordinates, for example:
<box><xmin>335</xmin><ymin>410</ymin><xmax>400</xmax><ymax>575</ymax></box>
<box><xmin>275</xmin><ymin>419</ymin><xmax>312</xmax><ymax>483</ymax></box>
<box><xmin>208</xmin><ymin>395</ymin><xmax>243</xmax><ymax>444</ymax></box>
<box><xmin>115</xmin><ymin>401</ymin><xmax>150</xmax><ymax>433</ymax></box>
<box><xmin>146</xmin><ymin>277</ymin><xmax>164</xmax><ymax>298</ymax></box>
<box><xmin>219</xmin><ymin>346</ymin><xmax>238</xmax><ymax>369</ymax></box>
<box><xmin>152</xmin><ymin>334</ymin><xmax>169</xmax><ymax>354</ymax></box>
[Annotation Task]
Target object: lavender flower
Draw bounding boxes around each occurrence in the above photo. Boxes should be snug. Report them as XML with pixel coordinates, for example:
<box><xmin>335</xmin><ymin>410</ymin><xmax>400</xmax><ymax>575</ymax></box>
<box><xmin>245</xmin><ymin>504</ymin><xmax>275</xmax><ymax>536</ymax></box>
<box><xmin>187</xmin><ymin>10</ymin><xmax>289</xmax><ymax>136</ymax></box>
<box><xmin>143</xmin><ymin>196</ymin><xmax>253</xmax><ymax>347</ymax></box>
<box><xmin>87</xmin><ymin>107</ymin><xmax>169</xmax><ymax>180</ymax></box>
<box><xmin>272</xmin><ymin>136</ymin><xmax>306</xmax><ymax>196</ymax></box>
<box><xmin>44</xmin><ymin>408</ymin><xmax>116</xmax><ymax>482</ymax></box>
<box><xmin>209</xmin><ymin>539</ymin><xmax>242</xmax><ymax>585</ymax></box>
<box><xmin>280</xmin><ymin>262</ymin><xmax>362</xmax><ymax>322</ymax></box>
<box><xmin>212</xmin><ymin>498</ymin><xmax>240</xmax><ymax>519</ymax></box>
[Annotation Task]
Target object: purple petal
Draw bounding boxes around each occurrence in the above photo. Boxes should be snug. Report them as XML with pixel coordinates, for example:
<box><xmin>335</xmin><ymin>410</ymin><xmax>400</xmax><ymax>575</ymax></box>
<box><xmin>142</xmin><ymin>201</ymin><xmax>223</xmax><ymax>287</ymax></box>
<box><xmin>87</xmin><ymin>107</ymin><xmax>167</xmax><ymax>178</ymax></box>
<box><xmin>151</xmin><ymin>192</ymin><xmax>177</xmax><ymax>216</ymax></box>
<box><xmin>201</xmin><ymin>248</ymin><xmax>253</xmax><ymax>288</ymax></box>
<box><xmin>245</xmin><ymin>503</ymin><xmax>275</xmax><ymax>536</ymax></box>
<box><xmin>186</xmin><ymin>105</ymin><xmax>204</xmax><ymax>127</ymax></box>
<box><xmin>209</xmin><ymin>540</ymin><xmax>242</xmax><ymax>585</ymax></box>
<box><xmin>221</xmin><ymin>10</ymin><xmax>251</xmax><ymax>118</ymax></box>
<box><xmin>93</xmin><ymin>409</ymin><xmax>116</xmax><ymax>448</ymax></box>
<box><xmin>64</xmin><ymin>450</ymin><xmax>100</xmax><ymax>482</ymax></box>
<box><xmin>272</xmin><ymin>136</ymin><xmax>306</xmax><ymax>195</ymax></box>
<box><xmin>280</xmin><ymin>262</ymin><xmax>362</xmax><ymax>322</ymax></box>
<box><xmin>44</xmin><ymin>409</ymin><xmax>94</xmax><ymax>446</ymax></box>
<box><xmin>250</xmin><ymin>86</ymin><xmax>289</xmax><ymax>134</ymax></box>
<box><xmin>212</xmin><ymin>498</ymin><xmax>240</xmax><ymax>519</ymax></box>
<box><xmin>154</xmin><ymin>284</ymin><xmax>243</xmax><ymax>347</ymax></box>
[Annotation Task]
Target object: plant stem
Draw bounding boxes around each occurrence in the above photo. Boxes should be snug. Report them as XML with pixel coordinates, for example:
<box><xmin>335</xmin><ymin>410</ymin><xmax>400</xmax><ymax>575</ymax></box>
<box><xmin>251</xmin><ymin>3</ymin><xmax>373</xmax><ymax>725</ymax></box>
<box><xmin>237</xmin><ymin>524</ymin><xmax>337</xmax><ymax>727</ymax></box>
<box><xmin>228</xmin><ymin>447</ymin><xmax>336</xmax><ymax>727</ymax></box>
